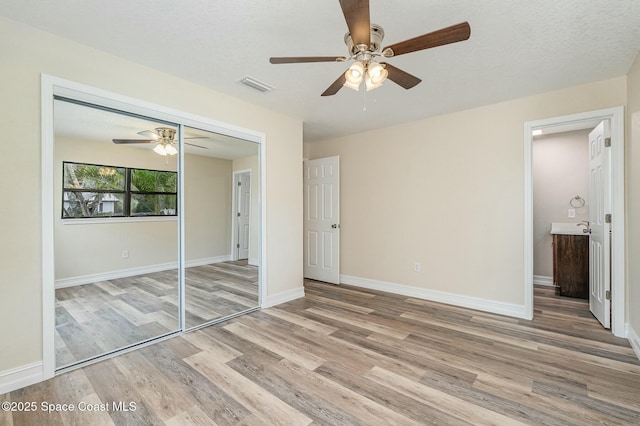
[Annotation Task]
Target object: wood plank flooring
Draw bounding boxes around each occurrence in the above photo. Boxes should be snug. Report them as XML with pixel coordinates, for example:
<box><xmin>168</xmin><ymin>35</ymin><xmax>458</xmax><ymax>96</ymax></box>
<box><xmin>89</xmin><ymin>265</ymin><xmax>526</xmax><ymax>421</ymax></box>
<box><xmin>4</xmin><ymin>282</ymin><xmax>639</xmax><ymax>425</ymax></box>
<box><xmin>55</xmin><ymin>260</ymin><xmax>258</xmax><ymax>368</ymax></box>
<box><xmin>184</xmin><ymin>261</ymin><xmax>259</xmax><ymax>328</ymax></box>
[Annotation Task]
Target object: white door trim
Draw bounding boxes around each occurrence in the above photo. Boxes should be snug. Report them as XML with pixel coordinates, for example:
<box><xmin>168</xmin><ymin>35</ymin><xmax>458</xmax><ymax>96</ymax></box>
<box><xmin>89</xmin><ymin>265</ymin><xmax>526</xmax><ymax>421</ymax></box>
<box><xmin>524</xmin><ymin>106</ymin><xmax>625</xmax><ymax>337</ymax></box>
<box><xmin>41</xmin><ymin>74</ymin><xmax>267</xmax><ymax>381</ymax></box>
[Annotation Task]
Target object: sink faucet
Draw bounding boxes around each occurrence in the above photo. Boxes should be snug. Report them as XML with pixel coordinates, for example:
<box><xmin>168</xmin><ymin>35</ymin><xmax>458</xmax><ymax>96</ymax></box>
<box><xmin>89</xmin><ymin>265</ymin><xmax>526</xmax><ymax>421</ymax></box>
<box><xmin>577</xmin><ymin>221</ymin><xmax>590</xmax><ymax>234</ymax></box>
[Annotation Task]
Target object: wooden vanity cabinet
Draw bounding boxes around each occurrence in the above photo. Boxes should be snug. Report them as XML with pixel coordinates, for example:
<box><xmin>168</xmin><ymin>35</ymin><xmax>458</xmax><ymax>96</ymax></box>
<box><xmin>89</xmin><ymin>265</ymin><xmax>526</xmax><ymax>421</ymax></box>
<box><xmin>552</xmin><ymin>234</ymin><xmax>589</xmax><ymax>299</ymax></box>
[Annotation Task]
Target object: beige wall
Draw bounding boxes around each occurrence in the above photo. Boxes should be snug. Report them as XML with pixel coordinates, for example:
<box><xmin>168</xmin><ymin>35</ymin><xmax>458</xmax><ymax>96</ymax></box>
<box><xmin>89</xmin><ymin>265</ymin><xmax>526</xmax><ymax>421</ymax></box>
<box><xmin>55</xmin><ymin>135</ymin><xmax>247</xmax><ymax>280</ymax></box>
<box><xmin>233</xmin><ymin>155</ymin><xmax>260</xmax><ymax>263</ymax></box>
<box><xmin>306</xmin><ymin>77</ymin><xmax>626</xmax><ymax>306</ymax></box>
<box><xmin>184</xmin><ymin>154</ymin><xmax>233</xmax><ymax>263</ymax></box>
<box><xmin>627</xmin><ymin>52</ymin><xmax>640</xmax><ymax>337</ymax></box>
<box><xmin>0</xmin><ymin>17</ymin><xmax>302</xmax><ymax>373</ymax></box>
<box><xmin>55</xmin><ymin>137</ymin><xmax>174</xmax><ymax>279</ymax></box>
<box><xmin>533</xmin><ymin>130</ymin><xmax>590</xmax><ymax>277</ymax></box>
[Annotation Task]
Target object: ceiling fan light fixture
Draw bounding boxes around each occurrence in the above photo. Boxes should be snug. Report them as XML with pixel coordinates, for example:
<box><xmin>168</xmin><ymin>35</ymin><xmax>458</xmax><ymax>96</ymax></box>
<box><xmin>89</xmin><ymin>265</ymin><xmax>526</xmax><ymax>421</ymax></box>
<box><xmin>164</xmin><ymin>143</ymin><xmax>178</xmax><ymax>156</ymax></box>
<box><xmin>153</xmin><ymin>143</ymin><xmax>168</xmax><ymax>156</ymax></box>
<box><xmin>344</xmin><ymin>61</ymin><xmax>364</xmax><ymax>86</ymax></box>
<box><xmin>153</xmin><ymin>142</ymin><xmax>178</xmax><ymax>156</ymax></box>
<box><xmin>365</xmin><ymin>62</ymin><xmax>388</xmax><ymax>91</ymax></box>
<box><xmin>365</xmin><ymin>74</ymin><xmax>383</xmax><ymax>91</ymax></box>
<box><xmin>367</xmin><ymin>62</ymin><xmax>388</xmax><ymax>84</ymax></box>
<box><xmin>343</xmin><ymin>79</ymin><xmax>361</xmax><ymax>91</ymax></box>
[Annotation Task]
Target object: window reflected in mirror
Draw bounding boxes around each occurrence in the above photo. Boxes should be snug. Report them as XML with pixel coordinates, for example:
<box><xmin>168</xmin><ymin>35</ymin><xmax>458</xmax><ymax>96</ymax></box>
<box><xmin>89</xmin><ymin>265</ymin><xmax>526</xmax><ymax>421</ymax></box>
<box><xmin>53</xmin><ymin>99</ymin><xmax>180</xmax><ymax>369</ymax></box>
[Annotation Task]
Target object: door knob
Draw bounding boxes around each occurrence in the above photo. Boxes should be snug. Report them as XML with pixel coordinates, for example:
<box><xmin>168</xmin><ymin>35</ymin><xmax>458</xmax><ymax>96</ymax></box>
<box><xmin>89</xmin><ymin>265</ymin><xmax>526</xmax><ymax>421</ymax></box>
<box><xmin>331</xmin><ymin>224</ymin><xmax>340</xmax><ymax>229</ymax></box>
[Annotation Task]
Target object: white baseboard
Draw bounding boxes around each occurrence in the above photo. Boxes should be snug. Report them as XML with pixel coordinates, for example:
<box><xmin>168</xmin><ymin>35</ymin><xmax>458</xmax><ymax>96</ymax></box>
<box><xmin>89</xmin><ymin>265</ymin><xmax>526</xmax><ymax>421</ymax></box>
<box><xmin>55</xmin><ymin>255</ymin><xmax>232</xmax><ymax>289</ymax></box>
<box><xmin>262</xmin><ymin>286</ymin><xmax>305</xmax><ymax>309</ymax></box>
<box><xmin>0</xmin><ymin>362</ymin><xmax>43</xmax><ymax>395</ymax></box>
<box><xmin>340</xmin><ymin>274</ymin><xmax>528</xmax><ymax>319</ymax></box>
<box><xmin>533</xmin><ymin>275</ymin><xmax>554</xmax><ymax>286</ymax></box>
<box><xmin>185</xmin><ymin>255</ymin><xmax>232</xmax><ymax>268</ymax></box>
<box><xmin>248</xmin><ymin>257</ymin><xmax>259</xmax><ymax>267</ymax></box>
<box><xmin>627</xmin><ymin>324</ymin><xmax>640</xmax><ymax>362</ymax></box>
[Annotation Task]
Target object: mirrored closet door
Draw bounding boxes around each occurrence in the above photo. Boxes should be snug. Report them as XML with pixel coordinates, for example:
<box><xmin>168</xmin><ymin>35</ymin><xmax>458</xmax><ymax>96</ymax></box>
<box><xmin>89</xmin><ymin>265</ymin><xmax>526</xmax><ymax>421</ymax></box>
<box><xmin>52</xmin><ymin>97</ymin><xmax>262</xmax><ymax>370</ymax></box>
<box><xmin>183</xmin><ymin>126</ymin><xmax>260</xmax><ymax>329</ymax></box>
<box><xmin>53</xmin><ymin>98</ymin><xmax>180</xmax><ymax>369</ymax></box>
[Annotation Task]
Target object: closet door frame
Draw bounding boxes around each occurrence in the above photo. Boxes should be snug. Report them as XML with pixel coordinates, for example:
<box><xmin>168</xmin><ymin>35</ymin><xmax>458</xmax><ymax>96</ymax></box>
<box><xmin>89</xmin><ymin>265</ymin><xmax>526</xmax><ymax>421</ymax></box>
<box><xmin>41</xmin><ymin>74</ymin><xmax>266</xmax><ymax>379</ymax></box>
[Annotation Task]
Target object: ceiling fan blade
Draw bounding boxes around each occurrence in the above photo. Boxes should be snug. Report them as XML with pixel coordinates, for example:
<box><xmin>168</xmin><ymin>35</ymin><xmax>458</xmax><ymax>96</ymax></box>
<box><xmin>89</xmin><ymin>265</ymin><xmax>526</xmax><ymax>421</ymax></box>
<box><xmin>380</xmin><ymin>63</ymin><xmax>421</xmax><ymax>89</ymax></box>
<box><xmin>339</xmin><ymin>0</ymin><xmax>370</xmax><ymax>47</ymax></box>
<box><xmin>270</xmin><ymin>56</ymin><xmax>347</xmax><ymax>64</ymax></box>
<box><xmin>383</xmin><ymin>22</ymin><xmax>470</xmax><ymax>57</ymax></box>
<box><xmin>136</xmin><ymin>130</ymin><xmax>159</xmax><ymax>140</ymax></box>
<box><xmin>112</xmin><ymin>139</ymin><xmax>155</xmax><ymax>144</ymax></box>
<box><xmin>321</xmin><ymin>72</ymin><xmax>347</xmax><ymax>96</ymax></box>
<box><xmin>185</xmin><ymin>142</ymin><xmax>208</xmax><ymax>149</ymax></box>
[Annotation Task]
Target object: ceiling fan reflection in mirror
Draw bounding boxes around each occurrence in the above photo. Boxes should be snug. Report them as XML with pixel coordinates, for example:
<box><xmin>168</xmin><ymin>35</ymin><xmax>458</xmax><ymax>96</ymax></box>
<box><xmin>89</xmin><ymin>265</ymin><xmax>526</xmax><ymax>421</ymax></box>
<box><xmin>269</xmin><ymin>0</ymin><xmax>471</xmax><ymax>96</ymax></box>
<box><xmin>112</xmin><ymin>127</ymin><xmax>207</xmax><ymax>156</ymax></box>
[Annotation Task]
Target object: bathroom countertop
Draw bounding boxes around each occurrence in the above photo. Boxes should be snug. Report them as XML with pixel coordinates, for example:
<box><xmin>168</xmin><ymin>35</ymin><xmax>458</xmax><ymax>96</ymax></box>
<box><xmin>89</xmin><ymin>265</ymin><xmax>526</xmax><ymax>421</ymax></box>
<box><xmin>550</xmin><ymin>222</ymin><xmax>587</xmax><ymax>236</ymax></box>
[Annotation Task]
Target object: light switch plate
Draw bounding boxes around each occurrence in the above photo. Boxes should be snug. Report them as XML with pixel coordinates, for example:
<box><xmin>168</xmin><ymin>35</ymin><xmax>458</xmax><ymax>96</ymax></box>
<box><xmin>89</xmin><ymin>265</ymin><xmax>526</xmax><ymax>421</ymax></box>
<box><xmin>568</xmin><ymin>209</ymin><xmax>576</xmax><ymax>218</ymax></box>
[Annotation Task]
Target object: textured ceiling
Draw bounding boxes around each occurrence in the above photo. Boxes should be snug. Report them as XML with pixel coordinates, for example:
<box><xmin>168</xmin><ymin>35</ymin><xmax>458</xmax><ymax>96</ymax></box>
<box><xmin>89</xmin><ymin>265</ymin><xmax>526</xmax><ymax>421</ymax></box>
<box><xmin>2</xmin><ymin>0</ymin><xmax>639</xmax><ymax>141</ymax></box>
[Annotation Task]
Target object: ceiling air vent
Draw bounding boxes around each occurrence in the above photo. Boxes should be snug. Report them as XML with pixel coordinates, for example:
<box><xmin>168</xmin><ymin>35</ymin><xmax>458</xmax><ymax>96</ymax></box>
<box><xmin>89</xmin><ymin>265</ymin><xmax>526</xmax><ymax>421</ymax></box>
<box><xmin>239</xmin><ymin>76</ymin><xmax>274</xmax><ymax>93</ymax></box>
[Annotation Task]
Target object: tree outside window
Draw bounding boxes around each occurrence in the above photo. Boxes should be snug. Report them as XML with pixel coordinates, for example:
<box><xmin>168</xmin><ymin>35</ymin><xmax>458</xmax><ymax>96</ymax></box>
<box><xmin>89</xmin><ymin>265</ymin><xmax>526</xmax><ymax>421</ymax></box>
<box><xmin>62</xmin><ymin>162</ymin><xmax>177</xmax><ymax>219</ymax></box>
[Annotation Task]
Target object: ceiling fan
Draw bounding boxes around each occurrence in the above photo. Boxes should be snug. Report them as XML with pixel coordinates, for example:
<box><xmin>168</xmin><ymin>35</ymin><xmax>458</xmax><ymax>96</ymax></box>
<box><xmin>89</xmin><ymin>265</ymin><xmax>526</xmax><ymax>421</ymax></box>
<box><xmin>112</xmin><ymin>127</ymin><xmax>208</xmax><ymax>156</ymax></box>
<box><xmin>269</xmin><ymin>0</ymin><xmax>470</xmax><ymax>96</ymax></box>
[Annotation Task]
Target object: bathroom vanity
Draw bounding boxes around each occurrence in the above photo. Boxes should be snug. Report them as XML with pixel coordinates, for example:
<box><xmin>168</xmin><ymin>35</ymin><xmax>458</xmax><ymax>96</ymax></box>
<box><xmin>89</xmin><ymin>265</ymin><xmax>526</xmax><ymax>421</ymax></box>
<box><xmin>551</xmin><ymin>223</ymin><xmax>589</xmax><ymax>299</ymax></box>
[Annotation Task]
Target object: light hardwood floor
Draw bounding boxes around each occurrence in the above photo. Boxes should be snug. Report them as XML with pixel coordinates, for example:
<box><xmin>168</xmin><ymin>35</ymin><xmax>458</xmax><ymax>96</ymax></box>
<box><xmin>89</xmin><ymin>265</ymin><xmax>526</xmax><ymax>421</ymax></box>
<box><xmin>4</xmin><ymin>282</ymin><xmax>639</xmax><ymax>425</ymax></box>
<box><xmin>56</xmin><ymin>260</ymin><xmax>258</xmax><ymax>368</ymax></box>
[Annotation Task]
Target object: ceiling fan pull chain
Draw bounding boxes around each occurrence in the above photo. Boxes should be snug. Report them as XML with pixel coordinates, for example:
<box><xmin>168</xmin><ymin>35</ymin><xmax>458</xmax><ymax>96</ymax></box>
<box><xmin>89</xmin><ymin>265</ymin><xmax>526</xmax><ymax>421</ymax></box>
<box><xmin>362</xmin><ymin>85</ymin><xmax>367</xmax><ymax>111</ymax></box>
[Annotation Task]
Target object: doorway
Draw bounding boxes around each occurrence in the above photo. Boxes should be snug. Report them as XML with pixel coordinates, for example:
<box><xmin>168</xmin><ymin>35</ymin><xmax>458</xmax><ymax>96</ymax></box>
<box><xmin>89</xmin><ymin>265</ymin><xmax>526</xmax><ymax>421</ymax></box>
<box><xmin>524</xmin><ymin>107</ymin><xmax>625</xmax><ymax>337</ymax></box>
<box><xmin>233</xmin><ymin>170</ymin><xmax>252</xmax><ymax>262</ymax></box>
<box><xmin>531</xmin><ymin>125</ymin><xmax>593</xmax><ymax>289</ymax></box>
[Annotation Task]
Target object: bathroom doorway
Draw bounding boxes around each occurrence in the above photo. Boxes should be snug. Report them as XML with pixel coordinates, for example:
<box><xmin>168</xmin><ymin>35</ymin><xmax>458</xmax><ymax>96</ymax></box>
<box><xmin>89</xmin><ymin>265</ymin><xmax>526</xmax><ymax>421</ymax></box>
<box><xmin>532</xmin><ymin>124</ymin><xmax>593</xmax><ymax>290</ymax></box>
<box><xmin>524</xmin><ymin>107</ymin><xmax>625</xmax><ymax>337</ymax></box>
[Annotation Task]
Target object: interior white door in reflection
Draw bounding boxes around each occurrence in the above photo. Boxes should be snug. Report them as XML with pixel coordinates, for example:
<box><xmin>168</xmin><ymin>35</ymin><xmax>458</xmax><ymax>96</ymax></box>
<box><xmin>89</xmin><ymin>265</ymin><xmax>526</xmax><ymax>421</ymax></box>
<box><xmin>237</xmin><ymin>171</ymin><xmax>251</xmax><ymax>260</ymax></box>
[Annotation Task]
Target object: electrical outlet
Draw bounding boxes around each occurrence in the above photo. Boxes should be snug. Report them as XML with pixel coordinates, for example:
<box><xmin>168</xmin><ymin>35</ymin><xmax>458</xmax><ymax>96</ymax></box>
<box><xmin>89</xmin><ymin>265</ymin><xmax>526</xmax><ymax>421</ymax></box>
<box><xmin>414</xmin><ymin>262</ymin><xmax>421</xmax><ymax>272</ymax></box>
<box><xmin>122</xmin><ymin>250</ymin><xmax>129</xmax><ymax>259</ymax></box>
<box><xmin>568</xmin><ymin>209</ymin><xmax>576</xmax><ymax>218</ymax></box>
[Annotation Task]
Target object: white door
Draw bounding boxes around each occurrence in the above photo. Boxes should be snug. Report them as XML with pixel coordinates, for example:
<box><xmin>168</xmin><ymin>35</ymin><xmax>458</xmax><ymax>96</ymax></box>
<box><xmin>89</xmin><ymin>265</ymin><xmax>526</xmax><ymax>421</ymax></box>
<box><xmin>588</xmin><ymin>121</ymin><xmax>611</xmax><ymax>328</ymax></box>
<box><xmin>236</xmin><ymin>172</ymin><xmax>251</xmax><ymax>260</ymax></box>
<box><xmin>304</xmin><ymin>156</ymin><xmax>340</xmax><ymax>284</ymax></box>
